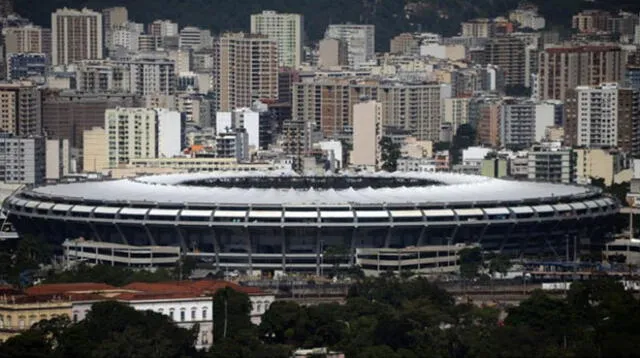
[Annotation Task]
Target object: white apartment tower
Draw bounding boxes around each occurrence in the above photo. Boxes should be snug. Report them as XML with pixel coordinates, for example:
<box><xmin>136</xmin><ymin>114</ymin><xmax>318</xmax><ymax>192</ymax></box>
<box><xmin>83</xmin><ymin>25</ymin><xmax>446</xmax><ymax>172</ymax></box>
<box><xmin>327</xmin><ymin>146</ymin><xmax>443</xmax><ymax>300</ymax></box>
<box><xmin>51</xmin><ymin>8</ymin><xmax>103</xmax><ymax>66</ymax></box>
<box><xmin>324</xmin><ymin>24</ymin><xmax>375</xmax><ymax>68</ymax></box>
<box><xmin>105</xmin><ymin>108</ymin><xmax>158</xmax><ymax>167</ymax></box>
<box><xmin>351</xmin><ymin>100</ymin><xmax>382</xmax><ymax>169</ymax></box>
<box><xmin>250</xmin><ymin>10</ymin><xmax>303</xmax><ymax>68</ymax></box>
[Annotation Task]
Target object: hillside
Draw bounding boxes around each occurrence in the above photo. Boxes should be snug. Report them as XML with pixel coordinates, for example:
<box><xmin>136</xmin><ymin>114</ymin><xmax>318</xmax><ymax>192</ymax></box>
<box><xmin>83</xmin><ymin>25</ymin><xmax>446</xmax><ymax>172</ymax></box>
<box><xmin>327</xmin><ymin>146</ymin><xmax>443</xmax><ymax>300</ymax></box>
<box><xmin>12</xmin><ymin>0</ymin><xmax>640</xmax><ymax>51</ymax></box>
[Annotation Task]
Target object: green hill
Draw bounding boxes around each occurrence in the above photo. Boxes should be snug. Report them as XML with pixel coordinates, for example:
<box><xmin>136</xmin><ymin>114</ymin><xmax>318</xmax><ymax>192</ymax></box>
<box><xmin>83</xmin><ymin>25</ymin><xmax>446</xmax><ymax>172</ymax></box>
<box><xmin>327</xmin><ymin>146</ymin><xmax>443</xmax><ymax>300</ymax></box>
<box><xmin>12</xmin><ymin>0</ymin><xmax>640</xmax><ymax>51</ymax></box>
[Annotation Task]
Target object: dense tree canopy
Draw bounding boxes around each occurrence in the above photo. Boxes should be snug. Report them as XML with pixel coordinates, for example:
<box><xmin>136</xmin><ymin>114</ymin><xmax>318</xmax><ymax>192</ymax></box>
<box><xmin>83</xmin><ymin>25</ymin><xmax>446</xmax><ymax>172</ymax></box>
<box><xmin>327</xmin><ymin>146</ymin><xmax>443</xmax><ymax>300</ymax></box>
<box><xmin>15</xmin><ymin>0</ymin><xmax>640</xmax><ymax>51</ymax></box>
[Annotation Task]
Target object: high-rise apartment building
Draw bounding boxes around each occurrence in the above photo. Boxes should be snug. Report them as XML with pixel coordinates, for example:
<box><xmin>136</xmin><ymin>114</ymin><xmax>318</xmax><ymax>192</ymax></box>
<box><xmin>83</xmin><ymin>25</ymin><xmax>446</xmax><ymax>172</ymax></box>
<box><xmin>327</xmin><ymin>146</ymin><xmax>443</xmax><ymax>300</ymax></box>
<box><xmin>390</xmin><ymin>33</ymin><xmax>420</xmax><ymax>55</ymax></box>
<box><xmin>499</xmin><ymin>99</ymin><xmax>553</xmax><ymax>149</ymax></box>
<box><xmin>324</xmin><ymin>24</ymin><xmax>375</xmax><ymax>68</ymax></box>
<box><xmin>213</xmin><ymin>33</ymin><xmax>278</xmax><ymax>112</ymax></box>
<box><xmin>105</xmin><ymin>108</ymin><xmax>157</xmax><ymax>167</ymax></box>
<box><xmin>42</xmin><ymin>90</ymin><xmax>138</xmax><ymax>151</ymax></box>
<box><xmin>351</xmin><ymin>100</ymin><xmax>382</xmax><ymax>170</ymax></box>
<box><xmin>442</xmin><ymin>97</ymin><xmax>470</xmax><ymax>135</ymax></box>
<box><xmin>4</xmin><ymin>25</ymin><xmax>50</xmax><ymax>54</ymax></box>
<box><xmin>179</xmin><ymin>27</ymin><xmax>213</xmax><ymax>50</ymax></box>
<box><xmin>0</xmin><ymin>134</ymin><xmax>45</xmax><ymax>185</ymax></box>
<box><xmin>51</xmin><ymin>8</ymin><xmax>103</xmax><ymax>66</ymax></box>
<box><xmin>0</xmin><ymin>81</ymin><xmax>41</xmax><ymax>136</ymax></box>
<box><xmin>250</xmin><ymin>10</ymin><xmax>303</xmax><ymax>68</ymax></box>
<box><xmin>318</xmin><ymin>38</ymin><xmax>347</xmax><ymax>68</ymax></box>
<box><xmin>293</xmin><ymin>78</ymin><xmax>449</xmax><ymax>141</ymax></box>
<box><xmin>572</xmin><ymin>10</ymin><xmax>611</xmax><ymax>33</ymax></box>
<box><xmin>281</xmin><ymin>120</ymin><xmax>309</xmax><ymax>173</ymax></box>
<box><xmin>114</xmin><ymin>55</ymin><xmax>176</xmax><ymax>96</ymax></box>
<box><xmin>6</xmin><ymin>53</ymin><xmax>47</xmax><ymax>81</ymax></box>
<box><xmin>527</xmin><ymin>143</ymin><xmax>575</xmax><ymax>184</ymax></box>
<box><xmin>148</xmin><ymin>20</ymin><xmax>179</xmax><ymax>38</ymax></box>
<box><xmin>461</xmin><ymin>18</ymin><xmax>494</xmax><ymax>38</ymax></box>
<box><xmin>538</xmin><ymin>44</ymin><xmax>624</xmax><ymax>100</ymax></box>
<box><xmin>45</xmin><ymin>138</ymin><xmax>70</xmax><ymax>181</ymax></box>
<box><xmin>102</xmin><ymin>7</ymin><xmax>128</xmax><ymax>52</ymax></box>
<box><xmin>82</xmin><ymin>127</ymin><xmax>107</xmax><ymax>172</ymax></box>
<box><xmin>564</xmin><ymin>83</ymin><xmax>639</xmax><ymax>154</ymax></box>
<box><xmin>482</xmin><ymin>36</ymin><xmax>526</xmax><ymax>87</ymax></box>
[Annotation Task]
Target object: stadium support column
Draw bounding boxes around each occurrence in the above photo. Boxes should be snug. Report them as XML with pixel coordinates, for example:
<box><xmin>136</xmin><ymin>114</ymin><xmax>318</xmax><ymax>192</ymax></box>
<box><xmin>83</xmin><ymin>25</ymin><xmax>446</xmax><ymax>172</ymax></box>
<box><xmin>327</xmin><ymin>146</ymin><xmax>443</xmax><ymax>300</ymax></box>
<box><xmin>175</xmin><ymin>227</ymin><xmax>188</xmax><ymax>253</ymax></box>
<box><xmin>417</xmin><ymin>226</ymin><xmax>427</xmax><ymax>246</ymax></box>
<box><xmin>499</xmin><ymin>223</ymin><xmax>516</xmax><ymax>253</ymax></box>
<box><xmin>477</xmin><ymin>223</ymin><xmax>489</xmax><ymax>246</ymax></box>
<box><xmin>281</xmin><ymin>229</ymin><xmax>286</xmax><ymax>273</ymax></box>
<box><xmin>114</xmin><ymin>223</ymin><xmax>129</xmax><ymax>245</ymax></box>
<box><xmin>88</xmin><ymin>221</ymin><xmax>103</xmax><ymax>242</ymax></box>
<box><xmin>350</xmin><ymin>228</ymin><xmax>358</xmax><ymax>266</ymax></box>
<box><xmin>143</xmin><ymin>224</ymin><xmax>157</xmax><ymax>246</ymax></box>
<box><xmin>210</xmin><ymin>227</ymin><xmax>220</xmax><ymax>271</ymax></box>
<box><xmin>315</xmin><ymin>230</ymin><xmax>321</xmax><ymax>276</ymax></box>
<box><xmin>245</xmin><ymin>228</ymin><xmax>253</xmax><ymax>274</ymax></box>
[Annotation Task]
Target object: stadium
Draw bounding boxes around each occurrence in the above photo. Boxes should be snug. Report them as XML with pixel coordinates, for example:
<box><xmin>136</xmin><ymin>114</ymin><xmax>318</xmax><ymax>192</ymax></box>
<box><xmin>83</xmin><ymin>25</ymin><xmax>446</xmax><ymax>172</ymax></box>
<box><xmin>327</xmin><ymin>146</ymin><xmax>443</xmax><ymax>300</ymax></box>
<box><xmin>3</xmin><ymin>171</ymin><xmax>619</xmax><ymax>273</ymax></box>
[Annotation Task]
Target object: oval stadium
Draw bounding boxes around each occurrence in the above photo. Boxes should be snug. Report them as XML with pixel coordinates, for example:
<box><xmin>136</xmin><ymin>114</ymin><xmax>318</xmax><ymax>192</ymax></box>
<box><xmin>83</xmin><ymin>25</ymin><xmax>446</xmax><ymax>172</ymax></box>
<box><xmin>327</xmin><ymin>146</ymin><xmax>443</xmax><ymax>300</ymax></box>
<box><xmin>3</xmin><ymin>171</ymin><xmax>619</xmax><ymax>274</ymax></box>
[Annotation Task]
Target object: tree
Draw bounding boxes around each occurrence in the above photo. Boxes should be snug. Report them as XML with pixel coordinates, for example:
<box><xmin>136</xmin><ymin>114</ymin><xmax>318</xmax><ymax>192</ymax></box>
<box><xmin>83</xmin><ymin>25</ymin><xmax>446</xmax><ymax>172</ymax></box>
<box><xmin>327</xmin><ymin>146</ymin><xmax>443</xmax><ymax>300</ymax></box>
<box><xmin>379</xmin><ymin>136</ymin><xmax>401</xmax><ymax>172</ymax></box>
<box><xmin>450</xmin><ymin>124</ymin><xmax>477</xmax><ymax>165</ymax></box>
<box><xmin>488</xmin><ymin>254</ymin><xmax>513</xmax><ymax>277</ymax></box>
<box><xmin>259</xmin><ymin>301</ymin><xmax>307</xmax><ymax>345</ymax></box>
<box><xmin>213</xmin><ymin>287</ymin><xmax>253</xmax><ymax>341</ymax></box>
<box><xmin>459</xmin><ymin>247</ymin><xmax>483</xmax><ymax>279</ymax></box>
<box><xmin>1</xmin><ymin>301</ymin><xmax>201</xmax><ymax>358</ymax></box>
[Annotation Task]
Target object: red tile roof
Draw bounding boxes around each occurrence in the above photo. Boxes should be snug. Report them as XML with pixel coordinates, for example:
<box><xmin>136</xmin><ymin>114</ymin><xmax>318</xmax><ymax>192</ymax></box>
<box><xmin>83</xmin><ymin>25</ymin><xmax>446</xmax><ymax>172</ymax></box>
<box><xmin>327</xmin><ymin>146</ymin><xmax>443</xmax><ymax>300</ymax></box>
<box><xmin>25</xmin><ymin>283</ymin><xmax>117</xmax><ymax>296</ymax></box>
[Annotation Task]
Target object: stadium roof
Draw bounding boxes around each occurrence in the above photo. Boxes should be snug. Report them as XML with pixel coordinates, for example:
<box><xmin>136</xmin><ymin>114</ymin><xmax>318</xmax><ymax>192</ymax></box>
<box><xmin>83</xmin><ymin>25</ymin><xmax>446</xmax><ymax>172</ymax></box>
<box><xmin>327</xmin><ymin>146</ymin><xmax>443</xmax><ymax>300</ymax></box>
<box><xmin>28</xmin><ymin>171</ymin><xmax>597</xmax><ymax>206</ymax></box>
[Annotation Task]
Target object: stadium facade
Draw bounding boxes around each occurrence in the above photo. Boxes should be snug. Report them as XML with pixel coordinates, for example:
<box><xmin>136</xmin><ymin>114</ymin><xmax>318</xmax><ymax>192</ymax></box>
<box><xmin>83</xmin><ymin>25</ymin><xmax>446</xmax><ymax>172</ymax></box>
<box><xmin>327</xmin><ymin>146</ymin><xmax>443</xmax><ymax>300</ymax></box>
<box><xmin>3</xmin><ymin>171</ymin><xmax>619</xmax><ymax>273</ymax></box>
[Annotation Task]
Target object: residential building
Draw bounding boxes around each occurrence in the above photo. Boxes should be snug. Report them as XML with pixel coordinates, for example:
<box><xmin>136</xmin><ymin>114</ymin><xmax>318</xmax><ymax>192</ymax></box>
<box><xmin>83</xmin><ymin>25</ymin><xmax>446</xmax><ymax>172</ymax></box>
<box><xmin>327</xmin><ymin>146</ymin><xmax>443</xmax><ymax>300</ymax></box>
<box><xmin>461</xmin><ymin>18</ymin><xmax>494</xmax><ymax>38</ymax></box>
<box><xmin>148</xmin><ymin>20</ymin><xmax>179</xmax><ymax>38</ymax></box>
<box><xmin>213</xmin><ymin>33</ymin><xmax>278</xmax><ymax>112</ymax></box>
<box><xmin>527</xmin><ymin>142</ymin><xmax>575</xmax><ymax>183</ymax></box>
<box><xmin>251</xmin><ymin>10</ymin><xmax>303</xmax><ymax>68</ymax></box>
<box><xmin>390</xmin><ymin>33</ymin><xmax>420</xmax><ymax>56</ymax></box>
<box><xmin>179</xmin><ymin>26</ymin><xmax>212</xmax><ymax>50</ymax></box>
<box><xmin>324</xmin><ymin>24</ymin><xmax>375</xmax><ymax>68</ymax></box>
<box><xmin>109</xmin><ymin>22</ymin><xmax>142</xmax><ymax>52</ymax></box>
<box><xmin>538</xmin><ymin>44</ymin><xmax>625</xmax><ymax>100</ymax></box>
<box><xmin>51</xmin><ymin>8</ymin><xmax>103</xmax><ymax>66</ymax></box>
<box><xmin>105</xmin><ymin>108</ymin><xmax>158</xmax><ymax>167</ymax></box>
<box><xmin>293</xmin><ymin>78</ymin><xmax>449</xmax><ymax>140</ymax></box>
<box><xmin>500</xmin><ymin>99</ymin><xmax>553</xmax><ymax>149</ymax></box>
<box><xmin>351</xmin><ymin>100</ymin><xmax>382</xmax><ymax>170</ymax></box>
<box><xmin>6</xmin><ymin>53</ymin><xmax>47</xmax><ymax>81</ymax></box>
<box><xmin>508</xmin><ymin>7</ymin><xmax>545</xmax><ymax>30</ymax></box>
<box><xmin>0</xmin><ymin>81</ymin><xmax>41</xmax><ymax>136</ymax></box>
<box><xmin>216</xmin><ymin>129</ymin><xmax>249</xmax><ymax>161</ymax></box>
<box><xmin>115</xmin><ymin>54</ymin><xmax>176</xmax><ymax>96</ymax></box>
<box><xmin>138</xmin><ymin>34</ymin><xmax>163</xmax><ymax>52</ymax></box>
<box><xmin>216</xmin><ymin>107</ymin><xmax>266</xmax><ymax>150</ymax></box>
<box><xmin>483</xmin><ymin>36</ymin><xmax>526</xmax><ymax>87</ymax></box>
<box><xmin>572</xmin><ymin>10</ymin><xmax>611</xmax><ymax>33</ymax></box>
<box><xmin>281</xmin><ymin>120</ymin><xmax>309</xmax><ymax>173</ymax></box>
<box><xmin>481</xmin><ymin>156</ymin><xmax>509</xmax><ymax>178</ymax></box>
<box><xmin>4</xmin><ymin>25</ymin><xmax>50</xmax><ymax>54</ymax></box>
<box><xmin>563</xmin><ymin>83</ymin><xmax>639</xmax><ymax>154</ymax></box>
<box><xmin>442</xmin><ymin>97</ymin><xmax>470</xmax><ymax>136</ymax></box>
<box><xmin>102</xmin><ymin>7</ymin><xmax>128</xmax><ymax>52</ymax></box>
<box><xmin>82</xmin><ymin>127</ymin><xmax>107</xmax><ymax>172</ymax></box>
<box><xmin>318</xmin><ymin>38</ymin><xmax>347</xmax><ymax>68</ymax></box>
<box><xmin>45</xmin><ymin>138</ymin><xmax>69</xmax><ymax>181</ymax></box>
<box><xmin>471</xmin><ymin>96</ymin><xmax>502</xmax><ymax>147</ymax></box>
<box><xmin>574</xmin><ymin>148</ymin><xmax>625</xmax><ymax>186</ymax></box>
<box><xmin>42</xmin><ymin>91</ymin><xmax>139</xmax><ymax>151</ymax></box>
<box><xmin>0</xmin><ymin>134</ymin><xmax>45</xmax><ymax>185</ymax></box>
<box><xmin>177</xmin><ymin>93</ymin><xmax>214</xmax><ymax>127</ymax></box>
<box><xmin>156</xmin><ymin>109</ymin><xmax>185</xmax><ymax>158</ymax></box>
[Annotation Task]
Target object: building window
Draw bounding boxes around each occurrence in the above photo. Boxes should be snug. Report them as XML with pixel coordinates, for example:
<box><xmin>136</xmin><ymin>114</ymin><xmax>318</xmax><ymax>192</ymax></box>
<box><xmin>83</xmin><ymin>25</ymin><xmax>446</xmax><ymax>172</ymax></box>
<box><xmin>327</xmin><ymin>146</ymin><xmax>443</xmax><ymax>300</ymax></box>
<box><xmin>180</xmin><ymin>309</ymin><xmax>186</xmax><ymax>322</ymax></box>
<box><xmin>202</xmin><ymin>308</ymin><xmax>207</xmax><ymax>320</ymax></box>
<box><xmin>169</xmin><ymin>309</ymin><xmax>175</xmax><ymax>320</ymax></box>
<box><xmin>191</xmin><ymin>309</ymin><xmax>196</xmax><ymax>320</ymax></box>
